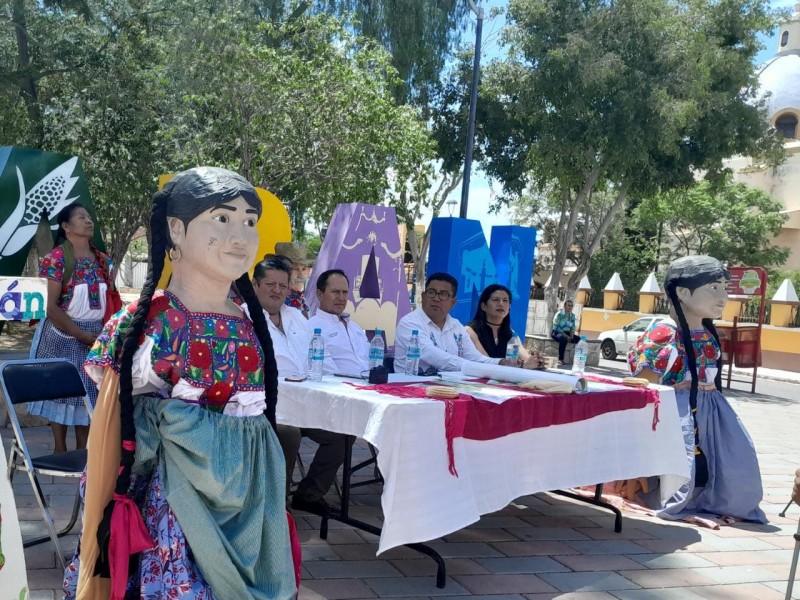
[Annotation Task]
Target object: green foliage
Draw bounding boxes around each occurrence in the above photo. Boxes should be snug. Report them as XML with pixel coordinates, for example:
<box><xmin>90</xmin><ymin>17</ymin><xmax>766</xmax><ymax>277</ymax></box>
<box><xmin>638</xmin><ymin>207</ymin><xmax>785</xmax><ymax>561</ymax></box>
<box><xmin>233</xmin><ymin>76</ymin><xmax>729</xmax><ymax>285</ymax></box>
<box><xmin>316</xmin><ymin>0</ymin><xmax>470</xmax><ymax>104</ymax></box>
<box><xmin>483</xmin><ymin>0</ymin><xmax>783</xmax><ymax>199</ymax></box>
<box><xmin>635</xmin><ymin>177</ymin><xmax>789</xmax><ymax>268</ymax></box>
<box><xmin>161</xmin><ymin>11</ymin><xmax>432</xmax><ymax>233</ymax></box>
<box><xmin>1</xmin><ymin>0</ymin><xmax>433</xmax><ymax>263</ymax></box>
<box><xmin>480</xmin><ymin>0</ymin><xmax>783</xmax><ymax>320</ymax></box>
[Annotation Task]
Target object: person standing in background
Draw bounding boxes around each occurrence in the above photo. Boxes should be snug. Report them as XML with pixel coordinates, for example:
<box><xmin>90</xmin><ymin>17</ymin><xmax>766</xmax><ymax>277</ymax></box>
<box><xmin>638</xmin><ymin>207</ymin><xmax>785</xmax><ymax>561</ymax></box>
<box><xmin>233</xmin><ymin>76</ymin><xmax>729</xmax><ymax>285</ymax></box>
<box><xmin>29</xmin><ymin>202</ymin><xmax>114</xmax><ymax>452</ymax></box>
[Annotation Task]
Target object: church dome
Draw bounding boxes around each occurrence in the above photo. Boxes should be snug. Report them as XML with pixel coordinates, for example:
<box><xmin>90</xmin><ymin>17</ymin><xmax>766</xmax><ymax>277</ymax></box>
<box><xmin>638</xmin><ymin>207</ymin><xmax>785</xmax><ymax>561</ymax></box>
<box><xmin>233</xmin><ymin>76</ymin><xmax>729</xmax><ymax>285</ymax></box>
<box><xmin>757</xmin><ymin>4</ymin><xmax>800</xmax><ymax>137</ymax></box>
<box><xmin>759</xmin><ymin>51</ymin><xmax>800</xmax><ymax>121</ymax></box>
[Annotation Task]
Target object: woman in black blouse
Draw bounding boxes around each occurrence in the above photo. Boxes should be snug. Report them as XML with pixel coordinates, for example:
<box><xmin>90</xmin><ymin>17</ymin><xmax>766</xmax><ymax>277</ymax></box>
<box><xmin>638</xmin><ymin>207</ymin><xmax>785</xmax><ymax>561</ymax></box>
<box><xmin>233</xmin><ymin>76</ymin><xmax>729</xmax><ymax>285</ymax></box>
<box><xmin>466</xmin><ymin>284</ymin><xmax>540</xmax><ymax>368</ymax></box>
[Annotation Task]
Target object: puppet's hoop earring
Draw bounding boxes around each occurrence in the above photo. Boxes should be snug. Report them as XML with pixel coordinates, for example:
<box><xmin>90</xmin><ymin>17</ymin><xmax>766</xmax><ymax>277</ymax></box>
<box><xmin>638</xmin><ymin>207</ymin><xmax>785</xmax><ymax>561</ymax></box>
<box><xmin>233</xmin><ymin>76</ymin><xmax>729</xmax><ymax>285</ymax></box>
<box><xmin>168</xmin><ymin>246</ymin><xmax>182</xmax><ymax>262</ymax></box>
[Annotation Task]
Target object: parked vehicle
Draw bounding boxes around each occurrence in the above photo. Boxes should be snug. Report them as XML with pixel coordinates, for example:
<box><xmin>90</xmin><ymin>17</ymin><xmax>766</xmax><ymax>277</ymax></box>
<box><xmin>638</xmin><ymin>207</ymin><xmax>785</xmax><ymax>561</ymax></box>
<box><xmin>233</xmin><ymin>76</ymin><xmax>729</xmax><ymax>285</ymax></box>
<box><xmin>597</xmin><ymin>316</ymin><xmax>670</xmax><ymax>360</ymax></box>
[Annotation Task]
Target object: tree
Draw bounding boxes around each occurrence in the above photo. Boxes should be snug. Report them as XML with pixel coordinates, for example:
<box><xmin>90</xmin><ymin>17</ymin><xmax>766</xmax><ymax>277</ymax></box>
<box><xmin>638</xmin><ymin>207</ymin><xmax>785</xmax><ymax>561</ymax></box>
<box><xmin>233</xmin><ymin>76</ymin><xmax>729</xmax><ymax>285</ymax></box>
<box><xmin>4</xmin><ymin>0</ymin><xmax>94</xmax><ymax>146</ymax></box>
<box><xmin>480</xmin><ymin>0</ymin><xmax>784</xmax><ymax>323</ymax></box>
<box><xmin>161</xmin><ymin>11</ymin><xmax>432</xmax><ymax>235</ymax></box>
<box><xmin>317</xmin><ymin>0</ymin><xmax>470</xmax><ymax>103</ymax></box>
<box><xmin>636</xmin><ymin>177</ymin><xmax>789</xmax><ymax>268</ymax></box>
<box><xmin>1</xmin><ymin>0</ymin><xmax>169</xmax><ymax>267</ymax></box>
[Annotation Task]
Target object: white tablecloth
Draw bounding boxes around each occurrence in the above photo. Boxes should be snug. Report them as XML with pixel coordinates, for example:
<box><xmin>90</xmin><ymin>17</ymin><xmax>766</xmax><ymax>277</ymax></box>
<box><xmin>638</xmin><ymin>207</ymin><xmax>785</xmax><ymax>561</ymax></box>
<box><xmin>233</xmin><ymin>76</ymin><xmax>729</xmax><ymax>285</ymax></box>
<box><xmin>277</xmin><ymin>377</ymin><xmax>689</xmax><ymax>553</ymax></box>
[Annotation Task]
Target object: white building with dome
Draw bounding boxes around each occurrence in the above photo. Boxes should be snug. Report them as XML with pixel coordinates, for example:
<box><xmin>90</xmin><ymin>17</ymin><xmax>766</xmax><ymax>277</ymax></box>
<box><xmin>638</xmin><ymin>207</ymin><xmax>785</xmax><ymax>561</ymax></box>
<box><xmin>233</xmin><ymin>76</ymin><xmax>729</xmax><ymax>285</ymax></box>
<box><xmin>726</xmin><ymin>4</ymin><xmax>800</xmax><ymax>269</ymax></box>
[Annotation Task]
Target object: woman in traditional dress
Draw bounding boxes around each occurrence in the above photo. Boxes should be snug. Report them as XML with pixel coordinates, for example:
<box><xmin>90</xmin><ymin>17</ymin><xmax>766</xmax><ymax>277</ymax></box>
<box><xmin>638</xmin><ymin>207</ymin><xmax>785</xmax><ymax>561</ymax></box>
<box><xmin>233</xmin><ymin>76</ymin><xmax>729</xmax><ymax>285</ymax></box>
<box><xmin>29</xmin><ymin>202</ymin><xmax>114</xmax><ymax>452</ymax></box>
<box><xmin>64</xmin><ymin>167</ymin><xmax>296</xmax><ymax>599</ymax></box>
<box><xmin>465</xmin><ymin>284</ymin><xmax>540</xmax><ymax>368</ymax></box>
<box><xmin>627</xmin><ymin>255</ymin><xmax>766</xmax><ymax>526</ymax></box>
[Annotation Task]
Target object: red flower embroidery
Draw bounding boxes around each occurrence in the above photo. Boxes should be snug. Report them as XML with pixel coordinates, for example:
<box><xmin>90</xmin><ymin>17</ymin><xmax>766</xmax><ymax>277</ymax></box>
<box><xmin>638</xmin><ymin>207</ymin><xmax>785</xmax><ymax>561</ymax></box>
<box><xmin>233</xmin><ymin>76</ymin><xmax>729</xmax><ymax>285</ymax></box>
<box><xmin>703</xmin><ymin>344</ymin><xmax>716</xmax><ymax>359</ymax></box>
<box><xmin>147</xmin><ymin>295</ymin><xmax>171</xmax><ymax>320</ymax></box>
<box><xmin>189</xmin><ymin>341</ymin><xmax>212</xmax><ymax>369</ymax></box>
<box><xmin>237</xmin><ymin>371</ymin><xmax>250</xmax><ymax>385</ymax></box>
<box><xmin>127</xmin><ymin>300</ymin><xmax>139</xmax><ymax>314</ymax></box>
<box><xmin>41</xmin><ymin>257</ymin><xmax>51</xmax><ymax>267</ymax></box>
<box><xmin>649</xmin><ymin>324</ymin><xmax>673</xmax><ymax>344</ymax></box>
<box><xmin>214</xmin><ymin>320</ymin><xmax>230</xmax><ymax>338</ymax></box>
<box><xmin>154</xmin><ymin>359</ymin><xmax>173</xmax><ymax>376</ymax></box>
<box><xmin>237</xmin><ymin>345</ymin><xmax>259</xmax><ymax>373</ymax></box>
<box><xmin>673</xmin><ymin>356</ymin><xmax>684</xmax><ymax>372</ymax></box>
<box><xmin>166</xmin><ymin>308</ymin><xmax>187</xmax><ymax>330</ymax></box>
<box><xmin>206</xmin><ymin>381</ymin><xmax>233</xmax><ymax>407</ymax></box>
<box><xmin>654</xmin><ymin>358</ymin><xmax>668</xmax><ymax>371</ymax></box>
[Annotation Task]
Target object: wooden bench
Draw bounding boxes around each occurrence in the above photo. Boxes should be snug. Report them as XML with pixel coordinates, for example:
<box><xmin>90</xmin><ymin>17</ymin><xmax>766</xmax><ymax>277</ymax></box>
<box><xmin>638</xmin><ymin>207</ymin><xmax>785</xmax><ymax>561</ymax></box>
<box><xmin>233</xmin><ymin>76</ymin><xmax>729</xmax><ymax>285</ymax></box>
<box><xmin>524</xmin><ymin>335</ymin><xmax>601</xmax><ymax>367</ymax></box>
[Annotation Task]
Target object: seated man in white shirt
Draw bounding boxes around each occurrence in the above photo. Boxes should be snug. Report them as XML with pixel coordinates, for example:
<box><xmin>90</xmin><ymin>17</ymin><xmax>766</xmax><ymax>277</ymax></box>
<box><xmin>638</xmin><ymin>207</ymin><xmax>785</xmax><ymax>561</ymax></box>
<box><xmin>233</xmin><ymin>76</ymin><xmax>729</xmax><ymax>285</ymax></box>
<box><xmin>395</xmin><ymin>272</ymin><xmax>521</xmax><ymax>374</ymax></box>
<box><xmin>308</xmin><ymin>269</ymin><xmax>371</xmax><ymax>377</ymax></box>
<box><xmin>253</xmin><ymin>256</ymin><xmax>345</xmax><ymax>516</ymax></box>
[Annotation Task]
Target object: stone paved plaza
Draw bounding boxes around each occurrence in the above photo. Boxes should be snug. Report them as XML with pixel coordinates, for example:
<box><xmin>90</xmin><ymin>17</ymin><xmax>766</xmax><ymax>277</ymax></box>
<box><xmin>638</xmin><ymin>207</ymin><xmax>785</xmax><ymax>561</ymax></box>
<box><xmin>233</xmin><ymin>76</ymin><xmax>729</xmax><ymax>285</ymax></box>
<box><xmin>1</xmin><ymin>321</ymin><xmax>798</xmax><ymax>599</ymax></box>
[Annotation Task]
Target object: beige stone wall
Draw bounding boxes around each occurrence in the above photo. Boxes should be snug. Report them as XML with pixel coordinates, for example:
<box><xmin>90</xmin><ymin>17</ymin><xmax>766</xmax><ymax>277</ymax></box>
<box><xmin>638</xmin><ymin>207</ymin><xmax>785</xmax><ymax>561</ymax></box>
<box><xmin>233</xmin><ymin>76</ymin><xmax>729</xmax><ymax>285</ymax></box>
<box><xmin>726</xmin><ymin>144</ymin><xmax>800</xmax><ymax>268</ymax></box>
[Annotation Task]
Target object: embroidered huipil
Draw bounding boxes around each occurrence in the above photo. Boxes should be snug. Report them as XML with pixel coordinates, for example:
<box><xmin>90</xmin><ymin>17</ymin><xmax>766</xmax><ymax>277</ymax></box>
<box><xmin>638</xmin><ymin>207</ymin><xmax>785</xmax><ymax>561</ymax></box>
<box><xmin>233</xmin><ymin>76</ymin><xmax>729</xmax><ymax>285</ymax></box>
<box><xmin>85</xmin><ymin>290</ymin><xmax>265</xmax><ymax>416</ymax></box>
<box><xmin>39</xmin><ymin>246</ymin><xmax>108</xmax><ymax>320</ymax></box>
<box><xmin>628</xmin><ymin>321</ymin><xmax>720</xmax><ymax>386</ymax></box>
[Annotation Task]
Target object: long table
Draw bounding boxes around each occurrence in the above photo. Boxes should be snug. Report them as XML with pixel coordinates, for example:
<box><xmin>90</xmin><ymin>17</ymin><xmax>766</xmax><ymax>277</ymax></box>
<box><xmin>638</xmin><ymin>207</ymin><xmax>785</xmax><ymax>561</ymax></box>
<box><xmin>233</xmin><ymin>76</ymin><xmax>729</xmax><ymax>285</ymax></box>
<box><xmin>277</xmin><ymin>374</ymin><xmax>690</xmax><ymax>557</ymax></box>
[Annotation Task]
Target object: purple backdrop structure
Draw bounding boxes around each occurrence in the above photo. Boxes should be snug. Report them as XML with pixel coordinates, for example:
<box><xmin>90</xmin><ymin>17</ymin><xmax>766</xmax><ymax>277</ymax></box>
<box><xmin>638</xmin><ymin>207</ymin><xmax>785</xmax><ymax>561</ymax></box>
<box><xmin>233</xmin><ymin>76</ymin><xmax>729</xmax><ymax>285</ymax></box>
<box><xmin>307</xmin><ymin>204</ymin><xmax>411</xmax><ymax>347</ymax></box>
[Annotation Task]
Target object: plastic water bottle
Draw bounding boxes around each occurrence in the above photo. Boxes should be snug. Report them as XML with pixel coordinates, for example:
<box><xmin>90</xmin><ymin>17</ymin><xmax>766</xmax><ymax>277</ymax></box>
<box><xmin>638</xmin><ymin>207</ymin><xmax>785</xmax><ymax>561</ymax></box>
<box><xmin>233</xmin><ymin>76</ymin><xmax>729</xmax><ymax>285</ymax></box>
<box><xmin>369</xmin><ymin>329</ymin><xmax>385</xmax><ymax>369</ymax></box>
<box><xmin>405</xmin><ymin>329</ymin><xmax>421</xmax><ymax>376</ymax></box>
<box><xmin>307</xmin><ymin>328</ymin><xmax>324</xmax><ymax>381</ymax></box>
<box><xmin>572</xmin><ymin>335</ymin><xmax>589</xmax><ymax>375</ymax></box>
<box><xmin>505</xmin><ymin>335</ymin><xmax>521</xmax><ymax>365</ymax></box>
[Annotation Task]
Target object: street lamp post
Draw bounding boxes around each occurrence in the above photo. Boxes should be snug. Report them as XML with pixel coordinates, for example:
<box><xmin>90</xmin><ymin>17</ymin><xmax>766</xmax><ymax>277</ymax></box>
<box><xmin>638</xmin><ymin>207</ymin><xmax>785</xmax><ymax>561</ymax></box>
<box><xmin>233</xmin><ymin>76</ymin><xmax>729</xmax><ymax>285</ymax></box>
<box><xmin>459</xmin><ymin>0</ymin><xmax>484</xmax><ymax>220</ymax></box>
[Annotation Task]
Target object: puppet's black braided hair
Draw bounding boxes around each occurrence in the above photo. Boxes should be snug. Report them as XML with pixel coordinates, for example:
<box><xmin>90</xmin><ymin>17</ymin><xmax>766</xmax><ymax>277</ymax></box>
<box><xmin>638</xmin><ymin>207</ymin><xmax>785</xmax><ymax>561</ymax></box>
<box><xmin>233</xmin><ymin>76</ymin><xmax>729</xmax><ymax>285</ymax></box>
<box><xmin>664</xmin><ymin>256</ymin><xmax>729</xmax><ymax>488</ymax></box>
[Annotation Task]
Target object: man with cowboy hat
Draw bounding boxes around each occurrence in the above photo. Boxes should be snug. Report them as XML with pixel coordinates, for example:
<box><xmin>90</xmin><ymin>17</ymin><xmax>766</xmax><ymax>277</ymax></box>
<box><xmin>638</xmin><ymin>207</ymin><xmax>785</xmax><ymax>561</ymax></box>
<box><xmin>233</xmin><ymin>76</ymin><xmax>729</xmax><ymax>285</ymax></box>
<box><xmin>275</xmin><ymin>241</ymin><xmax>315</xmax><ymax>318</ymax></box>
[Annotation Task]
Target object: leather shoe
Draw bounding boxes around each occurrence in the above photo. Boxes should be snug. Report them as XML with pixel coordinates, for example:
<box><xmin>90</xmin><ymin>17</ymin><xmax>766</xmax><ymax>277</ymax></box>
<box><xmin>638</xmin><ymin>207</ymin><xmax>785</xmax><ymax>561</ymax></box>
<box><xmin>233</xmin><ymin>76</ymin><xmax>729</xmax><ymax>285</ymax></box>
<box><xmin>291</xmin><ymin>495</ymin><xmax>334</xmax><ymax>517</ymax></box>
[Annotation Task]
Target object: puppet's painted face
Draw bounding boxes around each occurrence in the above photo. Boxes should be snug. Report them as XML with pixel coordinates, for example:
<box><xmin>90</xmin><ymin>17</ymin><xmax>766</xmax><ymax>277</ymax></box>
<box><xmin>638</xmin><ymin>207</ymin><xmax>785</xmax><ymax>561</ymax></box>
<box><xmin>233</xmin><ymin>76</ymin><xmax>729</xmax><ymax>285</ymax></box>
<box><xmin>169</xmin><ymin>196</ymin><xmax>259</xmax><ymax>285</ymax></box>
<box><xmin>678</xmin><ymin>278</ymin><xmax>729</xmax><ymax>321</ymax></box>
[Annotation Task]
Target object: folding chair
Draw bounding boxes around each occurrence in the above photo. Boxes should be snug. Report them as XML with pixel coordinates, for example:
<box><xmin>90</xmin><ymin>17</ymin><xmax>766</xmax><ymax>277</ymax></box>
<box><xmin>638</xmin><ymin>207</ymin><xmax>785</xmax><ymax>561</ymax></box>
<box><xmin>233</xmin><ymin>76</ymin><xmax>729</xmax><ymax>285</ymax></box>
<box><xmin>0</xmin><ymin>358</ymin><xmax>88</xmax><ymax>570</ymax></box>
<box><xmin>783</xmin><ymin>468</ymin><xmax>800</xmax><ymax>600</ymax></box>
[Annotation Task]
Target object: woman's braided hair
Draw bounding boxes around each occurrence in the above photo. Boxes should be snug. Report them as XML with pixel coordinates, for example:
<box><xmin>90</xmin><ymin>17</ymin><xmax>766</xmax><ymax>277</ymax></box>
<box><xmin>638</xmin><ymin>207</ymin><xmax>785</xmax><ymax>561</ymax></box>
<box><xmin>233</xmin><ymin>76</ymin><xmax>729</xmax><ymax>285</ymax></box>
<box><xmin>113</xmin><ymin>167</ymin><xmax>279</xmax><ymax>497</ymax></box>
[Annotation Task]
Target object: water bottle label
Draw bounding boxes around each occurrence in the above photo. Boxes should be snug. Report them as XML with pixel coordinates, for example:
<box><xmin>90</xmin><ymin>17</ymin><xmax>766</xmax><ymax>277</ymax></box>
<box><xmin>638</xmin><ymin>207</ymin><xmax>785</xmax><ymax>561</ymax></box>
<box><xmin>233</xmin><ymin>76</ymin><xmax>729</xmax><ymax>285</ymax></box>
<box><xmin>408</xmin><ymin>347</ymin><xmax>420</xmax><ymax>359</ymax></box>
<box><xmin>369</xmin><ymin>349</ymin><xmax>383</xmax><ymax>361</ymax></box>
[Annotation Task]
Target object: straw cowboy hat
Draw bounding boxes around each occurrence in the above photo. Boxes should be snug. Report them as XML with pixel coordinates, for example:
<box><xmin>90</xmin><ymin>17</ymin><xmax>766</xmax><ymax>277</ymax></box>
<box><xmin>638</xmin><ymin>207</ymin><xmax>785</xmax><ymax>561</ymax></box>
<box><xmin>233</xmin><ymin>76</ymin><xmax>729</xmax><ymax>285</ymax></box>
<box><xmin>274</xmin><ymin>241</ymin><xmax>315</xmax><ymax>266</ymax></box>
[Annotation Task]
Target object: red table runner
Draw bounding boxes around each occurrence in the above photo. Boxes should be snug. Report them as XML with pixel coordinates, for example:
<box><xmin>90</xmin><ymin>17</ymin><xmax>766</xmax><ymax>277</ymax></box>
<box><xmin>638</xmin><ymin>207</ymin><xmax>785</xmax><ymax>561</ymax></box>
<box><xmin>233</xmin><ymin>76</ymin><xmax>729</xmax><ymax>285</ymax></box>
<box><xmin>353</xmin><ymin>380</ymin><xmax>660</xmax><ymax>476</ymax></box>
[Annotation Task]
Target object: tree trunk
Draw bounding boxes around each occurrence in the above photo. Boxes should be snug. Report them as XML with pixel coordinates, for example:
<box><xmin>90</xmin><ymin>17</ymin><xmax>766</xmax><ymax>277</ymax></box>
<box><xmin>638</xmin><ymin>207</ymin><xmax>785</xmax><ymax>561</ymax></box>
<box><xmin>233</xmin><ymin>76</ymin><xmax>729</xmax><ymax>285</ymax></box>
<box><xmin>565</xmin><ymin>181</ymin><xmax>631</xmax><ymax>298</ymax></box>
<box><xmin>12</xmin><ymin>0</ymin><xmax>44</xmax><ymax>146</ymax></box>
<box><xmin>544</xmin><ymin>165</ymin><xmax>602</xmax><ymax>325</ymax></box>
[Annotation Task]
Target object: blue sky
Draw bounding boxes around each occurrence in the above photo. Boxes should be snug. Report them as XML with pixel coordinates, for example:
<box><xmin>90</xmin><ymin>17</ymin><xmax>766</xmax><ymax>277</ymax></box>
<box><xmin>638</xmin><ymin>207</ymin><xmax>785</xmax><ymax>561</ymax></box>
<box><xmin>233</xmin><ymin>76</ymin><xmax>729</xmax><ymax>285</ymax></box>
<box><xmin>447</xmin><ymin>0</ymin><xmax>797</xmax><ymax>238</ymax></box>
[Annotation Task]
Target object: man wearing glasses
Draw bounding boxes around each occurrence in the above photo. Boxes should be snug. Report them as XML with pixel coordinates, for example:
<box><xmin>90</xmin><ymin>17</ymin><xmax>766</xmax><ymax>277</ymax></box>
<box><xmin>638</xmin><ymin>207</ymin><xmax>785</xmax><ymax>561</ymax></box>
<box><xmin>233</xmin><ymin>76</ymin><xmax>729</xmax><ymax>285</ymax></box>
<box><xmin>395</xmin><ymin>272</ymin><xmax>504</xmax><ymax>374</ymax></box>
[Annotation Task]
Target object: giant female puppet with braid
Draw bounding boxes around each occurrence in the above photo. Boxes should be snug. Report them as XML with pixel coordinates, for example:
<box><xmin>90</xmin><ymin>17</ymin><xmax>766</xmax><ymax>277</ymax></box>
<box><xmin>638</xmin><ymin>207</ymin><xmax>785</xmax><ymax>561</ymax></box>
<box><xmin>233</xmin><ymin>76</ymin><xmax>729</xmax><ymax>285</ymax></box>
<box><xmin>627</xmin><ymin>255</ymin><xmax>766</xmax><ymax>526</ymax></box>
<box><xmin>64</xmin><ymin>168</ymin><xmax>297</xmax><ymax>599</ymax></box>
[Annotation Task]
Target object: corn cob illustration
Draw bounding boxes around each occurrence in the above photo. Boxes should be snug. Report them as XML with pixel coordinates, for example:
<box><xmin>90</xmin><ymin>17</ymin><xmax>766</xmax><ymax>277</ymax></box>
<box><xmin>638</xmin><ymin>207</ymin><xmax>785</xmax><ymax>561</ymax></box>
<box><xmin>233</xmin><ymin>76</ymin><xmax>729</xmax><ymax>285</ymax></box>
<box><xmin>0</xmin><ymin>157</ymin><xmax>80</xmax><ymax>261</ymax></box>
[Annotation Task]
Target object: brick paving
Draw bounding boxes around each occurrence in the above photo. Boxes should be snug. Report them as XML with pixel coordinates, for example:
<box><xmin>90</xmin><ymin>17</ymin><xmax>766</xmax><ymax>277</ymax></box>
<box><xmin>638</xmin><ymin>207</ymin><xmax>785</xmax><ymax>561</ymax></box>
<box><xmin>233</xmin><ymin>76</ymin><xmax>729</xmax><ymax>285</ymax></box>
<box><xmin>2</xmin><ymin>340</ymin><xmax>798</xmax><ymax>598</ymax></box>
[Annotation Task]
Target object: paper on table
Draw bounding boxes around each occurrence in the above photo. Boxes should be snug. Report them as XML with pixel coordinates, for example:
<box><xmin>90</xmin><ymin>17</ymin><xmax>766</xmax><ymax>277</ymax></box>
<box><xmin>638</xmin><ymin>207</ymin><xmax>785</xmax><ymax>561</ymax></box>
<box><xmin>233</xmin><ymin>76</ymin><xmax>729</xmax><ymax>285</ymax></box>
<box><xmin>461</xmin><ymin>361</ymin><xmax>588</xmax><ymax>393</ymax></box>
